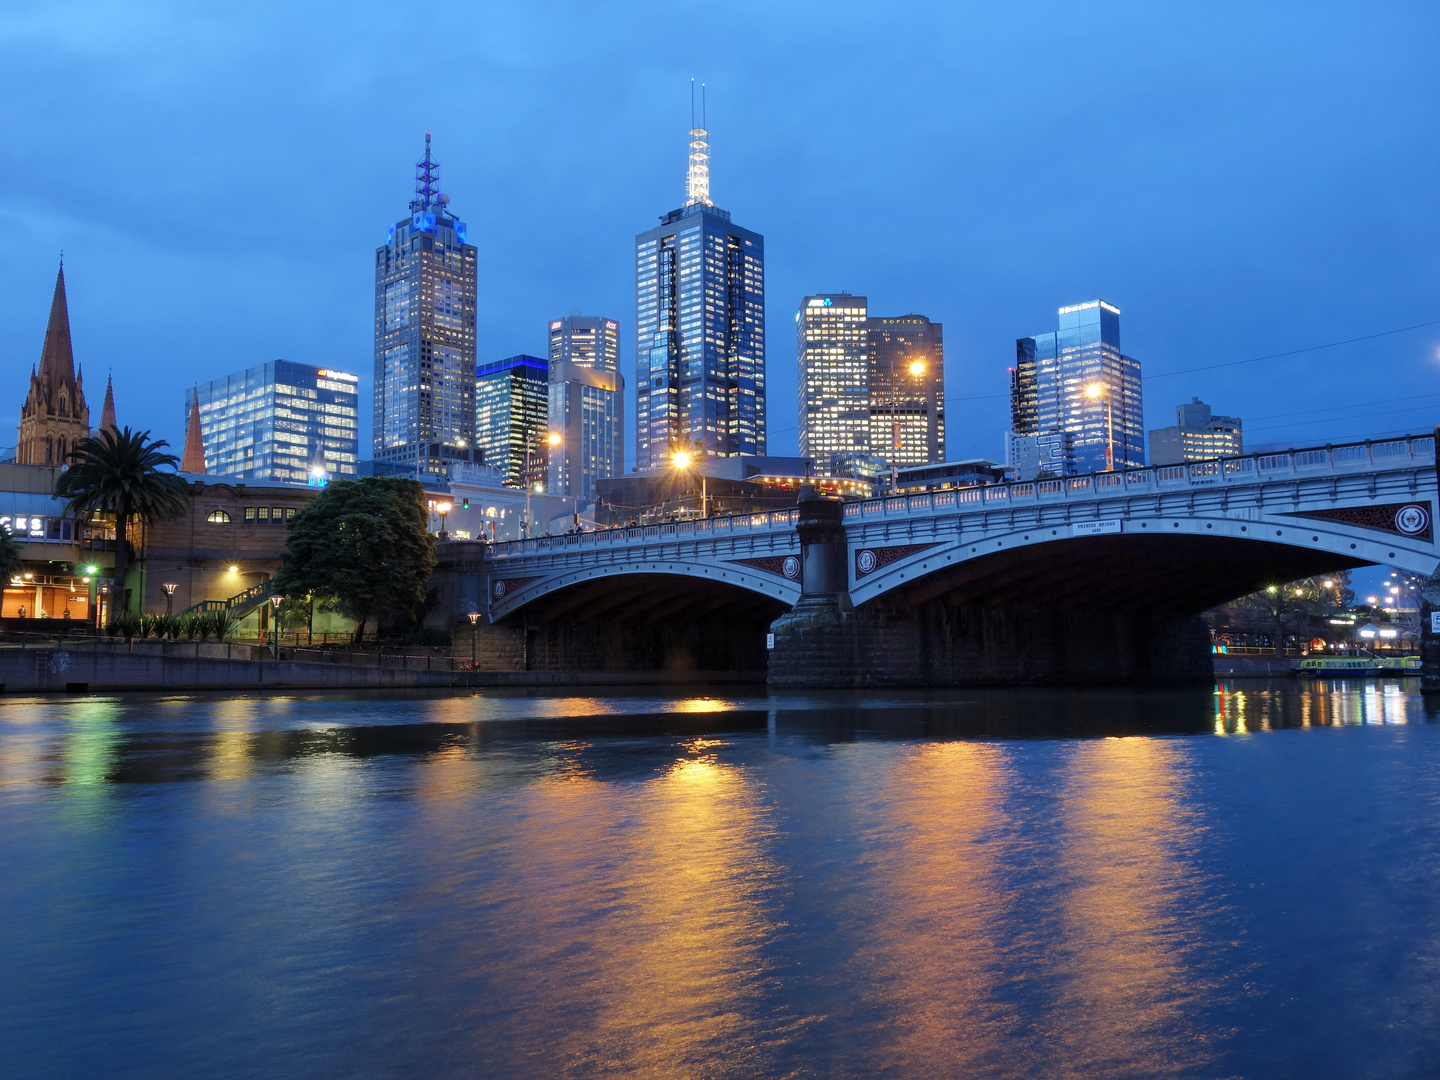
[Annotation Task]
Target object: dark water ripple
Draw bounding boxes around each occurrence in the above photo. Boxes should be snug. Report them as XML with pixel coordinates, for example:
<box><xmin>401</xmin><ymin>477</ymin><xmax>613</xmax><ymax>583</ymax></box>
<box><xmin>1</xmin><ymin>680</ymin><xmax>1438</xmax><ymax>1078</ymax></box>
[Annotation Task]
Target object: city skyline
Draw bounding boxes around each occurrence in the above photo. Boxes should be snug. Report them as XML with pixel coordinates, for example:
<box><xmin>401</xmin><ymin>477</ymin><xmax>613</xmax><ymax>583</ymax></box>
<box><xmin>2</xmin><ymin>4</ymin><xmax>1438</xmax><ymax>468</ymax></box>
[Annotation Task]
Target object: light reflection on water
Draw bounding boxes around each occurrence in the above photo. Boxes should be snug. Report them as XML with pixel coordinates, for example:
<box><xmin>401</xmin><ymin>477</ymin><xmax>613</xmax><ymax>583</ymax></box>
<box><xmin>1</xmin><ymin>681</ymin><xmax>1439</xmax><ymax>1078</ymax></box>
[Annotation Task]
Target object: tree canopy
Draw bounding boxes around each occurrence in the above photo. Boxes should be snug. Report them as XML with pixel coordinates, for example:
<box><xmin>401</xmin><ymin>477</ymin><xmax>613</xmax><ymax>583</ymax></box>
<box><xmin>54</xmin><ymin>426</ymin><xmax>190</xmax><ymax>614</ymax></box>
<box><xmin>271</xmin><ymin>476</ymin><xmax>436</xmax><ymax>642</ymax></box>
<box><xmin>0</xmin><ymin>525</ymin><xmax>24</xmax><ymax>584</ymax></box>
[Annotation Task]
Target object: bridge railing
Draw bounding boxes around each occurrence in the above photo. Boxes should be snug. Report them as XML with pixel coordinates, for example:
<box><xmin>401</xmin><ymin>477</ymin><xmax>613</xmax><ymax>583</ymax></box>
<box><xmin>842</xmin><ymin>432</ymin><xmax>1436</xmax><ymax>520</ymax></box>
<box><xmin>488</xmin><ymin>432</ymin><xmax>1436</xmax><ymax>551</ymax></box>
<box><xmin>489</xmin><ymin>506</ymin><xmax>801</xmax><ymax>558</ymax></box>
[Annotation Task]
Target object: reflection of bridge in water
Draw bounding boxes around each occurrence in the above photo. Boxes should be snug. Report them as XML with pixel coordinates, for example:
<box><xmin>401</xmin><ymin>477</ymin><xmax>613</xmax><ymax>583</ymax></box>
<box><xmin>482</xmin><ymin>433</ymin><xmax>1439</xmax><ymax>688</ymax></box>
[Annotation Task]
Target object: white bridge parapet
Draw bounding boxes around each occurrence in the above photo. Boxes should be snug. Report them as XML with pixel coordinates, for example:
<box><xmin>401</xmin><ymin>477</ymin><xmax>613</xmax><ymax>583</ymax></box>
<box><xmin>486</xmin><ymin>433</ymin><xmax>1439</xmax><ymax>619</ymax></box>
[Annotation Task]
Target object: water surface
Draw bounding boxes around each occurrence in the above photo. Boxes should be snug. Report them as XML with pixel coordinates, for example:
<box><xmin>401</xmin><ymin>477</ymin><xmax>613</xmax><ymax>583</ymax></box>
<box><xmin>2</xmin><ymin>680</ymin><xmax>1439</xmax><ymax>1078</ymax></box>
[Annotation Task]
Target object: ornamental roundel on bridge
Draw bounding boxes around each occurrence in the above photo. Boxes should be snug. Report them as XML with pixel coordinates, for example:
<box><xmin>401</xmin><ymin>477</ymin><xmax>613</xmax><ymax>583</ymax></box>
<box><xmin>1289</xmin><ymin>502</ymin><xmax>1433</xmax><ymax>541</ymax></box>
<box><xmin>855</xmin><ymin>545</ymin><xmax>935</xmax><ymax>577</ymax></box>
<box><xmin>732</xmin><ymin>555</ymin><xmax>801</xmax><ymax>580</ymax></box>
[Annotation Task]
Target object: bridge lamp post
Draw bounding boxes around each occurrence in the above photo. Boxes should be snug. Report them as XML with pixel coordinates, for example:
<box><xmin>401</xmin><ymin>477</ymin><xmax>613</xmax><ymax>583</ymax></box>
<box><xmin>1084</xmin><ymin>382</ymin><xmax>1115</xmax><ymax>472</ymax></box>
<box><xmin>467</xmin><ymin>610</ymin><xmax>480</xmax><ymax>669</ymax></box>
<box><xmin>161</xmin><ymin>581</ymin><xmax>178</xmax><ymax>617</ymax></box>
<box><xmin>671</xmin><ymin>449</ymin><xmax>707</xmax><ymax>518</ymax></box>
<box><xmin>435</xmin><ymin>501</ymin><xmax>453</xmax><ymax>539</ymax></box>
<box><xmin>524</xmin><ymin>432</ymin><xmax>561</xmax><ymax>539</ymax></box>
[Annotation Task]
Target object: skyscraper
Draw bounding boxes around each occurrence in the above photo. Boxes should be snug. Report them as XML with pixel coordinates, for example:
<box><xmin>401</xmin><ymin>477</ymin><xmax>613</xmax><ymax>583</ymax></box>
<box><xmin>373</xmin><ymin>134</ymin><xmax>478</xmax><ymax>473</ymax></box>
<box><xmin>17</xmin><ymin>264</ymin><xmax>91</xmax><ymax>466</ymax></box>
<box><xmin>1010</xmin><ymin>300</ymin><xmax>1143</xmax><ymax>474</ymax></box>
<box><xmin>867</xmin><ymin>314</ymin><xmax>945</xmax><ymax>469</ymax></box>
<box><xmin>797</xmin><ymin>294</ymin><xmax>870</xmax><ymax>464</ymax></box>
<box><xmin>548</xmin><ymin>315</ymin><xmax>622</xmax><ymax>503</ymax></box>
<box><xmin>475</xmin><ymin>355</ymin><xmax>549</xmax><ymax>489</ymax></box>
<box><xmin>189</xmin><ymin>361</ymin><xmax>360</xmax><ymax>482</ymax></box>
<box><xmin>549</xmin><ymin>312</ymin><xmax>620</xmax><ymax>374</ymax></box>
<box><xmin>634</xmin><ymin>103</ymin><xmax>765</xmax><ymax>471</ymax></box>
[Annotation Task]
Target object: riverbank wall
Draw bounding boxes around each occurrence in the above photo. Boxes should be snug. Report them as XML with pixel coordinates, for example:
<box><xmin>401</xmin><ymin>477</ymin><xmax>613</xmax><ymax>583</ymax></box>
<box><xmin>0</xmin><ymin>646</ymin><xmax>765</xmax><ymax>693</ymax></box>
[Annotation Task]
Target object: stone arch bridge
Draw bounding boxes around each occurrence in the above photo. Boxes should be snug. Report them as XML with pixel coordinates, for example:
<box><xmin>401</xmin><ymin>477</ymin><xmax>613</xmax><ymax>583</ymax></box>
<box><xmin>482</xmin><ymin>433</ymin><xmax>1438</xmax><ymax>686</ymax></box>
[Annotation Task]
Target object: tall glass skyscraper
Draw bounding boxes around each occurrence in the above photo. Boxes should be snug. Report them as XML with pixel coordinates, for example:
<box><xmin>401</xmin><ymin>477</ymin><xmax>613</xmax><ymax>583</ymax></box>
<box><xmin>548</xmin><ymin>315</ymin><xmax>622</xmax><ymax>503</ymax></box>
<box><xmin>797</xmin><ymin>294</ymin><xmax>870</xmax><ymax>463</ymax></box>
<box><xmin>189</xmin><ymin>361</ymin><xmax>359</xmax><ymax>482</ymax></box>
<box><xmin>1010</xmin><ymin>300</ymin><xmax>1143</xmax><ymax>474</ymax></box>
<box><xmin>634</xmin><ymin>117</ymin><xmax>765</xmax><ymax>471</ymax></box>
<box><xmin>373</xmin><ymin>134</ymin><xmax>478</xmax><ymax>473</ymax></box>
<box><xmin>475</xmin><ymin>355</ymin><xmax>549</xmax><ymax>489</ymax></box>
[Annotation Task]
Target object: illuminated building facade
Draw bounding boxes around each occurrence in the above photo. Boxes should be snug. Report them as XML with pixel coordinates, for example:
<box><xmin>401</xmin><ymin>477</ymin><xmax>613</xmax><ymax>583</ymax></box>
<box><xmin>546</xmin><ymin>314</ymin><xmax>622</xmax><ymax>502</ymax></box>
<box><xmin>797</xmin><ymin>294</ymin><xmax>870</xmax><ymax>463</ymax></box>
<box><xmin>188</xmin><ymin>361</ymin><xmax>360</xmax><ymax>483</ymax></box>
<box><xmin>475</xmin><ymin>355</ymin><xmax>549</xmax><ymax>489</ymax></box>
<box><xmin>549</xmin><ymin>312</ymin><xmax>620</xmax><ymax>375</ymax></box>
<box><xmin>1010</xmin><ymin>300</ymin><xmax>1143</xmax><ymax>473</ymax></box>
<box><xmin>867</xmin><ymin>314</ymin><xmax>945</xmax><ymax>468</ymax></box>
<box><xmin>373</xmin><ymin>134</ymin><xmax>478</xmax><ymax>473</ymax></box>
<box><xmin>634</xmin><ymin>117</ymin><xmax>765</xmax><ymax>470</ymax></box>
<box><xmin>1148</xmin><ymin>398</ymin><xmax>1243</xmax><ymax>465</ymax></box>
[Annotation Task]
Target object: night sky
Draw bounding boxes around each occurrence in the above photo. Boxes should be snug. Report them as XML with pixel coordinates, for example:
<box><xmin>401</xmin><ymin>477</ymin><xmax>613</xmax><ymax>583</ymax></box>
<box><xmin>2</xmin><ymin>1</ymin><xmax>1437</xmax><ymax>467</ymax></box>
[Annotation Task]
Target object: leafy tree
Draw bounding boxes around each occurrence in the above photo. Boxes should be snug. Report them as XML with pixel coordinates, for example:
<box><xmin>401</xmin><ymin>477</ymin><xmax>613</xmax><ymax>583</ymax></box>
<box><xmin>271</xmin><ymin>476</ymin><xmax>435</xmax><ymax>643</ymax></box>
<box><xmin>54</xmin><ymin>427</ymin><xmax>190</xmax><ymax>614</ymax></box>
<box><xmin>1211</xmin><ymin>573</ymin><xmax>1351</xmax><ymax>654</ymax></box>
<box><xmin>0</xmin><ymin>524</ymin><xmax>24</xmax><ymax>583</ymax></box>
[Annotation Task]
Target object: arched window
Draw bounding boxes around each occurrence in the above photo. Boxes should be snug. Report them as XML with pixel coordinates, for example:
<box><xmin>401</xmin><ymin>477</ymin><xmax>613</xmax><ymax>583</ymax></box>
<box><xmin>57</xmin><ymin>437</ymin><xmax>65</xmax><ymax>463</ymax></box>
<box><xmin>45</xmin><ymin>437</ymin><xmax>52</xmax><ymax>463</ymax></box>
<box><xmin>59</xmin><ymin>393</ymin><xmax>68</xmax><ymax>417</ymax></box>
<box><xmin>206</xmin><ymin>509</ymin><xmax>232</xmax><ymax>524</ymax></box>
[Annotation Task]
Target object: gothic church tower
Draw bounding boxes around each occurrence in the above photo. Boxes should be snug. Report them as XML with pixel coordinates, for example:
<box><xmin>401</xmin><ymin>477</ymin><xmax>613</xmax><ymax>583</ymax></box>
<box><xmin>18</xmin><ymin>263</ymin><xmax>91</xmax><ymax>465</ymax></box>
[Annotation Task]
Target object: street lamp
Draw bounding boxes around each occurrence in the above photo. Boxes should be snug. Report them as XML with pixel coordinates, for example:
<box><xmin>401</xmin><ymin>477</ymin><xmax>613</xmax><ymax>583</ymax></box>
<box><xmin>467</xmin><ymin>610</ymin><xmax>481</xmax><ymax>669</ymax></box>
<box><xmin>268</xmin><ymin>593</ymin><xmax>284</xmax><ymax>657</ymax></box>
<box><xmin>161</xmin><ymin>581</ymin><xmax>178</xmax><ymax>617</ymax></box>
<box><xmin>671</xmin><ymin>448</ymin><xmax>707</xmax><ymax>518</ymax></box>
<box><xmin>522</xmin><ymin>431</ymin><xmax>562</xmax><ymax>538</ymax></box>
<box><xmin>436</xmin><ymin>501</ymin><xmax>453</xmax><ymax>538</ymax></box>
<box><xmin>1084</xmin><ymin>382</ymin><xmax>1115</xmax><ymax>472</ymax></box>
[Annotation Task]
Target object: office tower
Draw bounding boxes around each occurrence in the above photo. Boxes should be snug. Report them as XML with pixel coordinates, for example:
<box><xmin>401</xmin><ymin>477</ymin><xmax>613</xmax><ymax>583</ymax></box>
<box><xmin>17</xmin><ymin>263</ymin><xmax>91</xmax><ymax>466</ymax></box>
<box><xmin>373</xmin><ymin>134</ymin><xmax>478</xmax><ymax>473</ymax></box>
<box><xmin>547</xmin><ymin>315</ymin><xmax>623</xmax><ymax>503</ymax></box>
<box><xmin>475</xmin><ymin>355</ymin><xmax>549</xmax><ymax>489</ymax></box>
<box><xmin>634</xmin><ymin>107</ymin><xmax>765</xmax><ymax>471</ymax></box>
<box><xmin>549</xmin><ymin>312</ymin><xmax>620</xmax><ymax>374</ymax></box>
<box><xmin>189</xmin><ymin>362</ymin><xmax>360</xmax><ymax>482</ymax></box>
<box><xmin>867</xmin><ymin>314</ymin><xmax>945</xmax><ymax>468</ymax></box>
<box><xmin>1148</xmin><ymin>398</ymin><xmax>1243</xmax><ymax>465</ymax></box>
<box><xmin>547</xmin><ymin>361</ymin><xmax>622</xmax><ymax>503</ymax></box>
<box><xmin>1010</xmin><ymin>300</ymin><xmax>1143</xmax><ymax>474</ymax></box>
<box><xmin>797</xmin><ymin>294</ymin><xmax>869</xmax><ymax>464</ymax></box>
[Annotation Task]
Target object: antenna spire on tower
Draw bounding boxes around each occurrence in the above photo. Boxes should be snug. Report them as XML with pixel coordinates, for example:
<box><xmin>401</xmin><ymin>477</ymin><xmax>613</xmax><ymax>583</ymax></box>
<box><xmin>411</xmin><ymin>131</ymin><xmax>440</xmax><ymax>213</ymax></box>
<box><xmin>685</xmin><ymin>82</ymin><xmax>712</xmax><ymax>208</ymax></box>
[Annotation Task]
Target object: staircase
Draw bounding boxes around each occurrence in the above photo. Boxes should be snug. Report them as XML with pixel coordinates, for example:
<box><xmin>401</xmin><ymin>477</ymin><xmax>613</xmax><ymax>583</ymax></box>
<box><xmin>179</xmin><ymin>579</ymin><xmax>277</xmax><ymax>619</ymax></box>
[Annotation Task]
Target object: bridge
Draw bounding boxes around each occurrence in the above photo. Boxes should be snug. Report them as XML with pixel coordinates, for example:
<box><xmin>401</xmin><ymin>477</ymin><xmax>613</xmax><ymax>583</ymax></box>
<box><xmin>483</xmin><ymin>432</ymin><xmax>1439</xmax><ymax>686</ymax></box>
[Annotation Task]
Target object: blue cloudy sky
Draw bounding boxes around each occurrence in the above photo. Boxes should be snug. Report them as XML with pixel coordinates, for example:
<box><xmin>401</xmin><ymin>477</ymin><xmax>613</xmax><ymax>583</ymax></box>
<box><xmin>1</xmin><ymin>0</ymin><xmax>1437</xmax><ymax>463</ymax></box>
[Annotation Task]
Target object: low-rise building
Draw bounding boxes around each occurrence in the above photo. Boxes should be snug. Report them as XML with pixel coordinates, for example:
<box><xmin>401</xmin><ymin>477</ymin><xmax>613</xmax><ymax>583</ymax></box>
<box><xmin>892</xmin><ymin>458</ymin><xmax>1010</xmax><ymax>494</ymax></box>
<box><xmin>1148</xmin><ymin>398</ymin><xmax>1243</xmax><ymax>465</ymax></box>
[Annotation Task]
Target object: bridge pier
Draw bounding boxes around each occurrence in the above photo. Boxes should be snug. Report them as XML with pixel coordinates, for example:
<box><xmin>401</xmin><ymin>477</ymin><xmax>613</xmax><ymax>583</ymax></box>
<box><xmin>768</xmin><ymin>491</ymin><xmax>1213</xmax><ymax>689</ymax></box>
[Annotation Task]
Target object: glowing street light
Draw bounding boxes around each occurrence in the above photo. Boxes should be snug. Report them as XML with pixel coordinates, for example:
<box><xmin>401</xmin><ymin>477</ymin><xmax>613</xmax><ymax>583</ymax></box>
<box><xmin>889</xmin><ymin>359</ymin><xmax>929</xmax><ymax>491</ymax></box>
<box><xmin>435</xmin><ymin>500</ymin><xmax>453</xmax><ymax>536</ymax></box>
<box><xmin>467</xmin><ymin>610</ymin><xmax>481</xmax><ymax>669</ymax></box>
<box><xmin>671</xmin><ymin>447</ymin><xmax>707</xmax><ymax>518</ymax></box>
<box><xmin>161</xmin><ymin>581</ymin><xmax>179</xmax><ymax>617</ymax></box>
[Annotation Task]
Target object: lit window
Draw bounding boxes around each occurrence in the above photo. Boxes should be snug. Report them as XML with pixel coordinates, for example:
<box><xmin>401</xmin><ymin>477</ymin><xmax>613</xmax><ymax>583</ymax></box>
<box><xmin>207</xmin><ymin>510</ymin><xmax>231</xmax><ymax>524</ymax></box>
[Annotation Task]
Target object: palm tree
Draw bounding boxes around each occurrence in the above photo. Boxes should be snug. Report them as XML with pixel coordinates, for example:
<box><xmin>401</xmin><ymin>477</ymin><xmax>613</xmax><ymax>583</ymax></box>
<box><xmin>55</xmin><ymin>427</ymin><xmax>190</xmax><ymax>616</ymax></box>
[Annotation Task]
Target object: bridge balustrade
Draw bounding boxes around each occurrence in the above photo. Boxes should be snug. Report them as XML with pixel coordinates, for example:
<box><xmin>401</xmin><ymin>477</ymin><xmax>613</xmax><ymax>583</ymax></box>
<box><xmin>484</xmin><ymin>433</ymin><xmax>1436</xmax><ymax>562</ymax></box>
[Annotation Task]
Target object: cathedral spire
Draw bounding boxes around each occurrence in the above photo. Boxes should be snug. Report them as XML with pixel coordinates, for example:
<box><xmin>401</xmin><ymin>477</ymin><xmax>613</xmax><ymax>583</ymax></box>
<box><xmin>181</xmin><ymin>392</ymin><xmax>206</xmax><ymax>473</ymax></box>
<box><xmin>38</xmin><ymin>263</ymin><xmax>75</xmax><ymax>384</ymax></box>
<box><xmin>100</xmin><ymin>374</ymin><xmax>116</xmax><ymax>435</ymax></box>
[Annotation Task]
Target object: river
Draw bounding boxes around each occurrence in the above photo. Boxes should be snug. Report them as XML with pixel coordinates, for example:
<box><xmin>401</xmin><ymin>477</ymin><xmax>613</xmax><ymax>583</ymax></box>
<box><xmin>2</xmin><ymin>680</ymin><xmax>1439</xmax><ymax>1078</ymax></box>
